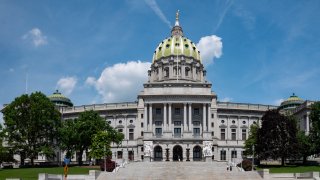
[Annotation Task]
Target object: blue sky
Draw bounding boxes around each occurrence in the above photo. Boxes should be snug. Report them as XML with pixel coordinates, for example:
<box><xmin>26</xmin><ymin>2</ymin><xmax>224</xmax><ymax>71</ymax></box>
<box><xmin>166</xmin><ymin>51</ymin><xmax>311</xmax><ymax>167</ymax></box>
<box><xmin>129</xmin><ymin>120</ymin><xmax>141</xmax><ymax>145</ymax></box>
<box><xmin>1</xmin><ymin>0</ymin><xmax>320</xmax><ymax>123</ymax></box>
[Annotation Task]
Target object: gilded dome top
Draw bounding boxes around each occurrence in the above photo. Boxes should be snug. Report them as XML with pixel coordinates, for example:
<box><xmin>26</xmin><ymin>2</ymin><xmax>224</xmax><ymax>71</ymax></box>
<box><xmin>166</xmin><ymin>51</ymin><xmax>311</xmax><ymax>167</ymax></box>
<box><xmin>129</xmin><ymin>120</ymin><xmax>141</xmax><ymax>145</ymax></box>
<box><xmin>48</xmin><ymin>90</ymin><xmax>73</xmax><ymax>107</ymax></box>
<box><xmin>152</xmin><ymin>11</ymin><xmax>201</xmax><ymax>63</ymax></box>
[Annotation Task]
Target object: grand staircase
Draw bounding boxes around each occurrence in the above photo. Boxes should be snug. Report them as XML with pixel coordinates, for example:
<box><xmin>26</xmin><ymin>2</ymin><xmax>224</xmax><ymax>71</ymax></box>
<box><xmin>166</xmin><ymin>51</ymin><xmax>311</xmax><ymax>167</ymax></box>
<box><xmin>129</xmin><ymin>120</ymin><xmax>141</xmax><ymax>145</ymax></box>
<box><xmin>98</xmin><ymin>161</ymin><xmax>263</xmax><ymax>180</ymax></box>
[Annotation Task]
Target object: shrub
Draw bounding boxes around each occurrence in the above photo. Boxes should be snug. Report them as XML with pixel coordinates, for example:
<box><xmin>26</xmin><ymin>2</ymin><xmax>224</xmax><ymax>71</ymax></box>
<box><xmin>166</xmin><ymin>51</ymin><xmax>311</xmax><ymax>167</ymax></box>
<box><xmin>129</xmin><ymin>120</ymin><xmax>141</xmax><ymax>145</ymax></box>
<box><xmin>100</xmin><ymin>157</ymin><xmax>116</xmax><ymax>172</ymax></box>
<box><xmin>237</xmin><ymin>159</ymin><xmax>253</xmax><ymax>171</ymax></box>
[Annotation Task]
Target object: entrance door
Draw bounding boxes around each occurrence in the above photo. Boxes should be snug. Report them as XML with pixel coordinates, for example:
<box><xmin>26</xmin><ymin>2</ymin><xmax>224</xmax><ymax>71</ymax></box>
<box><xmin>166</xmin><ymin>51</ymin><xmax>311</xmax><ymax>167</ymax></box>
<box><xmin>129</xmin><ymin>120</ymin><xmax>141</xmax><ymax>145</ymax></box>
<box><xmin>173</xmin><ymin>145</ymin><xmax>183</xmax><ymax>161</ymax></box>
<box><xmin>154</xmin><ymin>146</ymin><xmax>163</xmax><ymax>161</ymax></box>
<box><xmin>193</xmin><ymin>146</ymin><xmax>202</xmax><ymax>161</ymax></box>
<box><xmin>128</xmin><ymin>151</ymin><xmax>134</xmax><ymax>161</ymax></box>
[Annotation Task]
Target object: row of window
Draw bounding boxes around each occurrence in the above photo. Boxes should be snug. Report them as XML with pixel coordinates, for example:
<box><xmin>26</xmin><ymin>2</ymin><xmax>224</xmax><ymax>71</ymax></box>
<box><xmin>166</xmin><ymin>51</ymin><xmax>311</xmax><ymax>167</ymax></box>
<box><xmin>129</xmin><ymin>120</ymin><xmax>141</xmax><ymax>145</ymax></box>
<box><xmin>221</xmin><ymin>120</ymin><xmax>257</xmax><ymax>124</ymax></box>
<box><xmin>154</xmin><ymin>108</ymin><xmax>209</xmax><ymax>116</ymax></box>
<box><xmin>220</xmin><ymin>129</ymin><xmax>247</xmax><ymax>141</ymax></box>
<box><xmin>118</xmin><ymin>128</ymin><xmax>135</xmax><ymax>140</ymax></box>
<box><xmin>220</xmin><ymin>150</ymin><xmax>239</xmax><ymax>160</ymax></box>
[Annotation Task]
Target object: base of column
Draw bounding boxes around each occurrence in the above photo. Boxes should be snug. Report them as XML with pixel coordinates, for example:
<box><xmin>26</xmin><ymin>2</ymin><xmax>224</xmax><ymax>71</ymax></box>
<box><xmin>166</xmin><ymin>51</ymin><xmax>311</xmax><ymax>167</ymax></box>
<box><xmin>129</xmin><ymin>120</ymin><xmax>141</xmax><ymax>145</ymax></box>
<box><xmin>144</xmin><ymin>156</ymin><xmax>151</xmax><ymax>162</ymax></box>
<box><xmin>204</xmin><ymin>156</ymin><xmax>212</xmax><ymax>162</ymax></box>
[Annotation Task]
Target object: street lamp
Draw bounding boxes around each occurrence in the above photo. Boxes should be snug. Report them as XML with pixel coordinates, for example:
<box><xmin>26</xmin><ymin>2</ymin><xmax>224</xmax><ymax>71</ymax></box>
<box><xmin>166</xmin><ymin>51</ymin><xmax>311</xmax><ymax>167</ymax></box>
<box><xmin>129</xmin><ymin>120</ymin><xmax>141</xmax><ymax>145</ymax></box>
<box><xmin>104</xmin><ymin>145</ymin><xmax>106</xmax><ymax>172</ymax></box>
<box><xmin>252</xmin><ymin>145</ymin><xmax>255</xmax><ymax>171</ymax></box>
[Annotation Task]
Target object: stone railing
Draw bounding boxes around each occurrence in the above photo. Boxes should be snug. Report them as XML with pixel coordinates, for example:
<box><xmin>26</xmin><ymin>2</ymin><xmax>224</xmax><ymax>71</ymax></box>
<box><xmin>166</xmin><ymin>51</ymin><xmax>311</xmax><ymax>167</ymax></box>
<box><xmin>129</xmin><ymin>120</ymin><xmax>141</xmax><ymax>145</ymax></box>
<box><xmin>61</xmin><ymin>102</ymin><xmax>138</xmax><ymax>113</ymax></box>
<box><xmin>38</xmin><ymin>170</ymin><xmax>101</xmax><ymax>180</ymax></box>
<box><xmin>217</xmin><ymin>102</ymin><xmax>277</xmax><ymax>111</ymax></box>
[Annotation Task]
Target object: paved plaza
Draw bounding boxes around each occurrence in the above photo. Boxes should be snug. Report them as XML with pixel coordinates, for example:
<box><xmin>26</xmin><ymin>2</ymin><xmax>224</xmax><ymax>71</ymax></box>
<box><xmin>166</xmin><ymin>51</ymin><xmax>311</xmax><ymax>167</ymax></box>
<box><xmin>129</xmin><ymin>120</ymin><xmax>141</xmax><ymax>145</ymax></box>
<box><xmin>98</xmin><ymin>161</ymin><xmax>263</xmax><ymax>180</ymax></box>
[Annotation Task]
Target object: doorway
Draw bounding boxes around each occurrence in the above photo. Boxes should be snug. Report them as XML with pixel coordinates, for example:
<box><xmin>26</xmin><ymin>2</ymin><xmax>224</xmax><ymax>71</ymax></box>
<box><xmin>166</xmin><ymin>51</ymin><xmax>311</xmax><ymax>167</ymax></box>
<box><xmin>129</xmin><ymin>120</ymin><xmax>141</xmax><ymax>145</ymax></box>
<box><xmin>173</xmin><ymin>145</ymin><xmax>183</xmax><ymax>161</ymax></box>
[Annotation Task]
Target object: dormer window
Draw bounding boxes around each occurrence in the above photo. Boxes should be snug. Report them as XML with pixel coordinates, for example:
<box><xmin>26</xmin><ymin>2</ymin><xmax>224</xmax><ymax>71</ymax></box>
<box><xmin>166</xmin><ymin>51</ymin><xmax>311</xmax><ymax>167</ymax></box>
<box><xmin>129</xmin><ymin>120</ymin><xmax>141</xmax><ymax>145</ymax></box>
<box><xmin>166</xmin><ymin>44</ymin><xmax>170</xmax><ymax>48</ymax></box>
<box><xmin>193</xmin><ymin>47</ymin><xmax>196</xmax><ymax>51</ymax></box>
<box><xmin>175</xmin><ymin>43</ymin><xmax>180</xmax><ymax>46</ymax></box>
<box><xmin>185</xmin><ymin>44</ymin><xmax>189</xmax><ymax>48</ymax></box>
<box><xmin>159</xmin><ymin>47</ymin><xmax>162</xmax><ymax>51</ymax></box>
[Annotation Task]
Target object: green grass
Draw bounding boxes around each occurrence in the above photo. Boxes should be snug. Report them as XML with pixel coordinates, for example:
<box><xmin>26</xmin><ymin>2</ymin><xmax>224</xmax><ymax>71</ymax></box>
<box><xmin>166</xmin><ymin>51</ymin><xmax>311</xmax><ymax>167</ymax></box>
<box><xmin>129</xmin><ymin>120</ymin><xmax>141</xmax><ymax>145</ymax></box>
<box><xmin>257</xmin><ymin>165</ymin><xmax>320</xmax><ymax>173</ymax></box>
<box><xmin>0</xmin><ymin>166</ymin><xmax>100</xmax><ymax>180</ymax></box>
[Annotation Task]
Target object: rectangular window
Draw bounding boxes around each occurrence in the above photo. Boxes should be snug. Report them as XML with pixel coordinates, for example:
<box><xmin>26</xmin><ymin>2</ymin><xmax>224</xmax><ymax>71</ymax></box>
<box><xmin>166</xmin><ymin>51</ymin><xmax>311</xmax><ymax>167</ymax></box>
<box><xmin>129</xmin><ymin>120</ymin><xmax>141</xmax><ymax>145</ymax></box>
<box><xmin>193</xmin><ymin>108</ymin><xmax>200</xmax><ymax>115</ymax></box>
<box><xmin>211</xmin><ymin>113</ymin><xmax>214</xmax><ymax>118</ymax></box>
<box><xmin>242</xmin><ymin>129</ymin><xmax>247</xmax><ymax>140</ymax></box>
<box><xmin>141</xmin><ymin>131</ymin><xmax>144</xmax><ymax>136</ymax></box>
<box><xmin>141</xmin><ymin>122</ymin><xmax>144</xmax><ymax>128</ymax></box>
<box><xmin>129</xmin><ymin>129</ymin><xmax>134</xmax><ymax>140</ymax></box>
<box><xmin>221</xmin><ymin>129</ymin><xmax>225</xmax><ymax>140</ymax></box>
<box><xmin>155</xmin><ymin>128</ymin><xmax>162</xmax><ymax>136</ymax></box>
<box><xmin>231</xmin><ymin>150</ymin><xmax>237</xmax><ymax>158</ymax></box>
<box><xmin>231</xmin><ymin>129</ymin><xmax>236</xmax><ymax>140</ymax></box>
<box><xmin>174</xmin><ymin>128</ymin><xmax>181</xmax><ymax>137</ymax></box>
<box><xmin>220</xmin><ymin>150</ymin><xmax>226</xmax><ymax>160</ymax></box>
<box><xmin>156</xmin><ymin>108</ymin><xmax>161</xmax><ymax>115</ymax></box>
<box><xmin>211</xmin><ymin>131</ymin><xmax>214</xmax><ymax>137</ymax></box>
<box><xmin>175</xmin><ymin>108</ymin><xmax>181</xmax><ymax>115</ymax></box>
<box><xmin>155</xmin><ymin>121</ymin><xmax>162</xmax><ymax>126</ymax></box>
<box><xmin>193</xmin><ymin>128</ymin><xmax>200</xmax><ymax>136</ymax></box>
<box><xmin>117</xmin><ymin>151</ymin><xmax>123</xmax><ymax>159</ymax></box>
<box><xmin>141</xmin><ymin>114</ymin><xmax>143</xmax><ymax>118</ymax></box>
<box><xmin>141</xmin><ymin>147</ymin><xmax>144</xmax><ymax>152</ymax></box>
<box><xmin>211</xmin><ymin>122</ymin><xmax>214</xmax><ymax>127</ymax></box>
<box><xmin>118</xmin><ymin>129</ymin><xmax>123</xmax><ymax>133</ymax></box>
<box><xmin>193</xmin><ymin>121</ymin><xmax>200</xmax><ymax>126</ymax></box>
<box><xmin>174</xmin><ymin>121</ymin><xmax>181</xmax><ymax>126</ymax></box>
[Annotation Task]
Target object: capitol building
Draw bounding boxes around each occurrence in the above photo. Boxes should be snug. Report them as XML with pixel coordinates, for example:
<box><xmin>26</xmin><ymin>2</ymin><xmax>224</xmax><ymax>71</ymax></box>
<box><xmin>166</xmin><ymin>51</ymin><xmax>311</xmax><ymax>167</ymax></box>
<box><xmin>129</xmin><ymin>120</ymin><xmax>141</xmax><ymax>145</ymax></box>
<box><xmin>10</xmin><ymin>12</ymin><xmax>314</xmax><ymax>164</ymax></box>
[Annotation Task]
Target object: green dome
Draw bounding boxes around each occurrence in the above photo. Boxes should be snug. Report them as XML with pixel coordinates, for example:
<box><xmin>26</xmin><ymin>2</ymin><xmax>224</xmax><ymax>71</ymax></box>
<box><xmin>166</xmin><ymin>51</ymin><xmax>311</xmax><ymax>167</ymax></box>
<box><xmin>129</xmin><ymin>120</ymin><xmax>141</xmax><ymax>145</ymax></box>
<box><xmin>152</xmin><ymin>36</ymin><xmax>201</xmax><ymax>63</ymax></box>
<box><xmin>152</xmin><ymin>11</ymin><xmax>201</xmax><ymax>63</ymax></box>
<box><xmin>48</xmin><ymin>90</ymin><xmax>73</xmax><ymax>107</ymax></box>
<box><xmin>278</xmin><ymin>93</ymin><xmax>304</xmax><ymax>113</ymax></box>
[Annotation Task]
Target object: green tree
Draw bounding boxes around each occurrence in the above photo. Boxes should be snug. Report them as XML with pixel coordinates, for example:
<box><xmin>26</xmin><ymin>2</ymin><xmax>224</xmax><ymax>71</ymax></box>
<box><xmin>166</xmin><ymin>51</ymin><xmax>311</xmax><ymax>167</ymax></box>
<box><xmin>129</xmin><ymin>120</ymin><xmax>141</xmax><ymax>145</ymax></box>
<box><xmin>257</xmin><ymin>110</ymin><xmax>298</xmax><ymax>166</ymax></box>
<box><xmin>296</xmin><ymin>131</ymin><xmax>312</xmax><ymax>164</ymax></box>
<box><xmin>2</xmin><ymin>92</ymin><xmax>61</xmax><ymax>166</ymax></box>
<box><xmin>90</xmin><ymin>128</ymin><xmax>124</xmax><ymax>159</ymax></box>
<box><xmin>309</xmin><ymin>102</ymin><xmax>320</xmax><ymax>155</ymax></box>
<box><xmin>59</xmin><ymin>110</ymin><xmax>107</xmax><ymax>165</ymax></box>
<box><xmin>244</xmin><ymin>124</ymin><xmax>259</xmax><ymax>156</ymax></box>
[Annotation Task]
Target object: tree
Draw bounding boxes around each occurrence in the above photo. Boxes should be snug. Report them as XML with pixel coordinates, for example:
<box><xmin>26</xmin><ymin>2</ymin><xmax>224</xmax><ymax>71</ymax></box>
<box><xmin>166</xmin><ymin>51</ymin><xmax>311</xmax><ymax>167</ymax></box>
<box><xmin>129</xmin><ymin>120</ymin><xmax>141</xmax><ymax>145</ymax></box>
<box><xmin>244</xmin><ymin>124</ymin><xmax>259</xmax><ymax>156</ymax></box>
<box><xmin>296</xmin><ymin>131</ymin><xmax>312</xmax><ymax>164</ymax></box>
<box><xmin>256</xmin><ymin>110</ymin><xmax>298</xmax><ymax>166</ymax></box>
<box><xmin>90</xmin><ymin>128</ymin><xmax>124</xmax><ymax>160</ymax></box>
<box><xmin>2</xmin><ymin>92</ymin><xmax>61</xmax><ymax>166</ymax></box>
<box><xmin>59</xmin><ymin>110</ymin><xmax>107</xmax><ymax>166</ymax></box>
<box><xmin>0</xmin><ymin>123</ymin><xmax>14</xmax><ymax>163</ymax></box>
<box><xmin>309</xmin><ymin>102</ymin><xmax>320</xmax><ymax>155</ymax></box>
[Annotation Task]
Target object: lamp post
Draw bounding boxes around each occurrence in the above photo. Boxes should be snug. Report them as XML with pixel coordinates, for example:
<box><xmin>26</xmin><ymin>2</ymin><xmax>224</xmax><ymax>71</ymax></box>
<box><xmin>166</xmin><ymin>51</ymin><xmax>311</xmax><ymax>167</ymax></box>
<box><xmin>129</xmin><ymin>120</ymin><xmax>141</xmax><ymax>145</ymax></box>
<box><xmin>252</xmin><ymin>145</ymin><xmax>255</xmax><ymax>171</ymax></box>
<box><xmin>104</xmin><ymin>145</ymin><xmax>106</xmax><ymax>172</ymax></box>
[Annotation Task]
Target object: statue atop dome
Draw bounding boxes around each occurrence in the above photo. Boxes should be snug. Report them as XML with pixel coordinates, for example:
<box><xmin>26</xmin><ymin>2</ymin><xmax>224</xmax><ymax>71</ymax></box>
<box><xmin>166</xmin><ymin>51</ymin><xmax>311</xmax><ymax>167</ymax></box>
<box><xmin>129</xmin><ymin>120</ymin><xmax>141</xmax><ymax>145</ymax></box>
<box><xmin>175</xmin><ymin>10</ymin><xmax>180</xmax><ymax>26</ymax></box>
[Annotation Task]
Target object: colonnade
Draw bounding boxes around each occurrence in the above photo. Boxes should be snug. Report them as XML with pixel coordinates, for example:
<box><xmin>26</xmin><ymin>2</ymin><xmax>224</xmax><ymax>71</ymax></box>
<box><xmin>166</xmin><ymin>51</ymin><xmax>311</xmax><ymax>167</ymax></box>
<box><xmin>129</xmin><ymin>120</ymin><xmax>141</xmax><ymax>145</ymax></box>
<box><xmin>143</xmin><ymin>102</ymin><xmax>212</xmax><ymax>136</ymax></box>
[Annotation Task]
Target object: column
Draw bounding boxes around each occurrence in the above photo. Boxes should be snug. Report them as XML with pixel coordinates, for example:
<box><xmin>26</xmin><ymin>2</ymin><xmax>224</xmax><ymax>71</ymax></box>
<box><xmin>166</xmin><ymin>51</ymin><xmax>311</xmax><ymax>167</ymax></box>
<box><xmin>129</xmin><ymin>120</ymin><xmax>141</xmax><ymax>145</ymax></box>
<box><xmin>183</xmin><ymin>103</ymin><xmax>187</xmax><ymax>132</ymax></box>
<box><xmin>208</xmin><ymin>104</ymin><xmax>212</xmax><ymax>132</ymax></box>
<box><xmin>168</xmin><ymin>103</ymin><xmax>172</xmax><ymax>133</ymax></box>
<box><xmin>159</xmin><ymin>65</ymin><xmax>163</xmax><ymax>81</ymax></box>
<box><xmin>144</xmin><ymin>105</ymin><xmax>148</xmax><ymax>132</ymax></box>
<box><xmin>149</xmin><ymin>104</ymin><xmax>153</xmax><ymax>132</ymax></box>
<box><xmin>188</xmin><ymin>103</ymin><xmax>192</xmax><ymax>132</ymax></box>
<box><xmin>163</xmin><ymin>103</ymin><xmax>167</xmax><ymax>131</ymax></box>
<box><xmin>203</xmin><ymin>103</ymin><xmax>206</xmax><ymax>133</ymax></box>
<box><xmin>306</xmin><ymin>112</ymin><xmax>310</xmax><ymax>135</ymax></box>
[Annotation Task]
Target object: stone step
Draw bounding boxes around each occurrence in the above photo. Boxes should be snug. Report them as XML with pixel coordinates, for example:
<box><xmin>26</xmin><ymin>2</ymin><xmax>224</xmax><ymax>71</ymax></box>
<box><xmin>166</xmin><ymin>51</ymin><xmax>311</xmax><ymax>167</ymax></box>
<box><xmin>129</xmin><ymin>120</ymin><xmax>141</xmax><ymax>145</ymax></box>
<box><xmin>98</xmin><ymin>161</ymin><xmax>262</xmax><ymax>180</ymax></box>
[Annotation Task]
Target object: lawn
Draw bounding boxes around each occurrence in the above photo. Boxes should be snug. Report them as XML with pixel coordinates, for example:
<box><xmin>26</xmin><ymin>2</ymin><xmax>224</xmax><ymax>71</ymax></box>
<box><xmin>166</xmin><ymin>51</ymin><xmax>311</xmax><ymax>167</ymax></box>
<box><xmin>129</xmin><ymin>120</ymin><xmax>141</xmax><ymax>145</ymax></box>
<box><xmin>257</xmin><ymin>165</ymin><xmax>320</xmax><ymax>173</ymax></box>
<box><xmin>0</xmin><ymin>166</ymin><xmax>100</xmax><ymax>180</ymax></box>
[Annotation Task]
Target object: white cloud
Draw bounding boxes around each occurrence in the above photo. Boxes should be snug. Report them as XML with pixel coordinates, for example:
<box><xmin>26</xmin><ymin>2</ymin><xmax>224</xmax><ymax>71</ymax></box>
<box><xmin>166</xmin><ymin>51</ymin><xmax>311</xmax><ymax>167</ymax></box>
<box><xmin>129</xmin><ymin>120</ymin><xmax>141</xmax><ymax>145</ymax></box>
<box><xmin>274</xmin><ymin>98</ymin><xmax>284</xmax><ymax>106</ymax></box>
<box><xmin>0</xmin><ymin>108</ymin><xmax>3</xmax><ymax>125</ymax></box>
<box><xmin>196</xmin><ymin>35</ymin><xmax>223</xmax><ymax>65</ymax></box>
<box><xmin>22</xmin><ymin>28</ymin><xmax>48</xmax><ymax>47</ymax></box>
<box><xmin>144</xmin><ymin>0</ymin><xmax>171</xmax><ymax>28</ymax></box>
<box><xmin>56</xmin><ymin>76</ymin><xmax>77</xmax><ymax>96</ymax></box>
<box><xmin>86</xmin><ymin>61</ymin><xmax>151</xmax><ymax>103</ymax></box>
<box><xmin>220</xmin><ymin>97</ymin><xmax>233</xmax><ymax>102</ymax></box>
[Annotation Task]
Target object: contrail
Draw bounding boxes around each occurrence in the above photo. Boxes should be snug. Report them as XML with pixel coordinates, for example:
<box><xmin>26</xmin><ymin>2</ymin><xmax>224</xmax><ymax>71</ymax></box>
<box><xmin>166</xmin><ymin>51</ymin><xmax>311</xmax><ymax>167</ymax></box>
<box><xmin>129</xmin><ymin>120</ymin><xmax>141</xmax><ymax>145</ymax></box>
<box><xmin>144</xmin><ymin>0</ymin><xmax>172</xmax><ymax>28</ymax></box>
